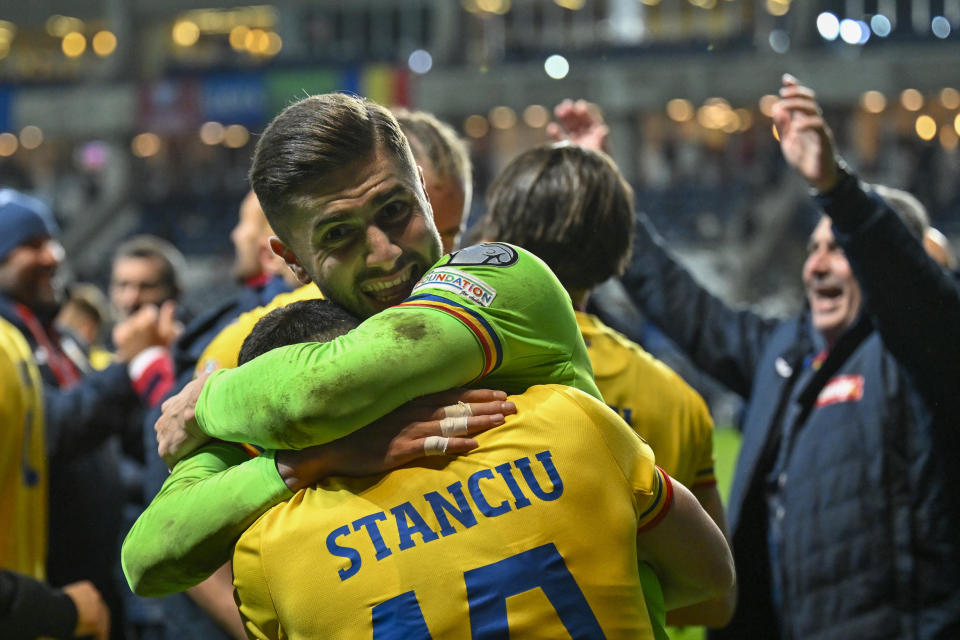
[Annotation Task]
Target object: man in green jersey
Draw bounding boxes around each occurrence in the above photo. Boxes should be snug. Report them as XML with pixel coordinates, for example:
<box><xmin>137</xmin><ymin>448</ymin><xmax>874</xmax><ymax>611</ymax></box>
<box><xmin>123</xmin><ymin>93</ymin><xmax>599</xmax><ymax>596</ymax></box>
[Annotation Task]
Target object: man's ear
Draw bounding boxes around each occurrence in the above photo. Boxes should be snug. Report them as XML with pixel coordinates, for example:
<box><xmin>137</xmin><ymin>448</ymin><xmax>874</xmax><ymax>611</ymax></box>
<box><xmin>269</xmin><ymin>236</ymin><xmax>311</xmax><ymax>285</ymax></box>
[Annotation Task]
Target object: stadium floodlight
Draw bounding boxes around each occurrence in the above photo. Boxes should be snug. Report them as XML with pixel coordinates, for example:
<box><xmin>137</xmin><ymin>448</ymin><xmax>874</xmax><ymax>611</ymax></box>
<box><xmin>817</xmin><ymin>12</ymin><xmax>840</xmax><ymax>41</ymax></box>
<box><xmin>544</xmin><ymin>54</ymin><xmax>569</xmax><ymax>79</ymax></box>
<box><xmin>839</xmin><ymin>18</ymin><xmax>866</xmax><ymax>44</ymax></box>
<box><xmin>408</xmin><ymin>49</ymin><xmax>433</xmax><ymax>74</ymax></box>
<box><xmin>931</xmin><ymin>16</ymin><xmax>951</xmax><ymax>39</ymax></box>
<box><xmin>870</xmin><ymin>14</ymin><xmax>892</xmax><ymax>37</ymax></box>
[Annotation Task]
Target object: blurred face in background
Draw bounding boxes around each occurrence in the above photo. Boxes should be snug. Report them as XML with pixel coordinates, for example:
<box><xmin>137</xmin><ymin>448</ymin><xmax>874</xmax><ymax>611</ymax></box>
<box><xmin>231</xmin><ymin>190</ymin><xmax>270</xmax><ymax>283</ymax></box>
<box><xmin>110</xmin><ymin>256</ymin><xmax>173</xmax><ymax>319</ymax></box>
<box><xmin>0</xmin><ymin>235</ymin><xmax>64</xmax><ymax>313</ymax></box>
<box><xmin>420</xmin><ymin>160</ymin><xmax>467</xmax><ymax>254</ymax></box>
<box><xmin>802</xmin><ymin>216</ymin><xmax>862</xmax><ymax>345</ymax></box>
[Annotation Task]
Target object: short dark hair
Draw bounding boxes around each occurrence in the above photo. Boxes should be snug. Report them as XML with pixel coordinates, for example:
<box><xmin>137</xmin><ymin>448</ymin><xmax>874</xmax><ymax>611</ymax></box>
<box><xmin>250</xmin><ymin>93</ymin><xmax>415</xmax><ymax>237</ymax></box>
<box><xmin>112</xmin><ymin>234</ymin><xmax>185</xmax><ymax>300</ymax></box>
<box><xmin>394</xmin><ymin>108</ymin><xmax>473</xmax><ymax>207</ymax></box>
<box><xmin>483</xmin><ymin>143</ymin><xmax>634</xmax><ymax>292</ymax></box>
<box><xmin>238</xmin><ymin>299</ymin><xmax>360</xmax><ymax>365</ymax></box>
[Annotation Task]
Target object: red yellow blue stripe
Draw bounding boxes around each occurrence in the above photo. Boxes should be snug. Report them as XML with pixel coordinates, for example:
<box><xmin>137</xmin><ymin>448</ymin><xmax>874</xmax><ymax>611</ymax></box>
<box><xmin>637</xmin><ymin>467</ymin><xmax>674</xmax><ymax>533</ymax></box>
<box><xmin>692</xmin><ymin>466</ymin><xmax>717</xmax><ymax>489</ymax></box>
<box><xmin>396</xmin><ymin>294</ymin><xmax>503</xmax><ymax>380</ymax></box>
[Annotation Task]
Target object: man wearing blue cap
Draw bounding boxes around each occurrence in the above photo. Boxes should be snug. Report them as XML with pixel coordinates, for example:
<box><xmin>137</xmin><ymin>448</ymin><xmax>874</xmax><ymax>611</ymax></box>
<box><xmin>0</xmin><ymin>188</ymin><xmax>174</xmax><ymax>638</ymax></box>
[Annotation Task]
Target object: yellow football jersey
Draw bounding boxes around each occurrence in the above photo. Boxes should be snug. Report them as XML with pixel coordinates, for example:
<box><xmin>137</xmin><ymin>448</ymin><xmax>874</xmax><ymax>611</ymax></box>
<box><xmin>234</xmin><ymin>384</ymin><xmax>670</xmax><ymax>640</ymax></box>
<box><xmin>0</xmin><ymin>317</ymin><xmax>47</xmax><ymax>579</ymax></box>
<box><xmin>194</xmin><ymin>283</ymin><xmax>323</xmax><ymax>375</ymax></box>
<box><xmin>577</xmin><ymin>312</ymin><xmax>716</xmax><ymax>490</ymax></box>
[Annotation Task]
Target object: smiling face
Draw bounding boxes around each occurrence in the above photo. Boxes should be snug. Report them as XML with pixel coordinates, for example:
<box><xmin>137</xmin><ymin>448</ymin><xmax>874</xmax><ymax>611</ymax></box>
<box><xmin>272</xmin><ymin>145</ymin><xmax>442</xmax><ymax>319</ymax></box>
<box><xmin>802</xmin><ymin>216</ymin><xmax>862</xmax><ymax>345</ymax></box>
<box><xmin>0</xmin><ymin>235</ymin><xmax>63</xmax><ymax>312</ymax></box>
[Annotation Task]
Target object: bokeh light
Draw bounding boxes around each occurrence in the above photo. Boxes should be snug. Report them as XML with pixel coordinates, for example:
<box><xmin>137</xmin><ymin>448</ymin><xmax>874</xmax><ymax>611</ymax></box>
<box><xmin>172</xmin><ymin>20</ymin><xmax>200</xmax><ymax>47</ymax></box>
<box><xmin>92</xmin><ymin>30</ymin><xmax>117</xmax><ymax>57</ymax></box>
<box><xmin>131</xmin><ymin>133</ymin><xmax>161</xmax><ymax>158</ymax></box>
<box><xmin>900</xmin><ymin>89</ymin><xmax>924</xmax><ymax>112</ymax></box>
<box><xmin>408</xmin><ymin>49</ymin><xmax>433</xmax><ymax>74</ymax></box>
<box><xmin>62</xmin><ymin>32</ymin><xmax>86</xmax><ymax>57</ymax></box>
<box><xmin>523</xmin><ymin>105</ymin><xmax>550</xmax><ymax>128</ymax></box>
<box><xmin>915</xmin><ymin>115</ymin><xmax>937</xmax><ymax>141</ymax></box>
<box><xmin>940</xmin><ymin>88</ymin><xmax>960</xmax><ymax>109</ymax></box>
<box><xmin>19</xmin><ymin>126</ymin><xmax>43</xmax><ymax>150</ymax></box>
<box><xmin>489</xmin><ymin>106</ymin><xmax>518</xmax><ymax>130</ymax></box>
<box><xmin>666</xmin><ymin>98</ymin><xmax>694</xmax><ymax>123</ymax></box>
<box><xmin>0</xmin><ymin>133</ymin><xmax>19</xmax><ymax>156</ymax></box>
<box><xmin>544</xmin><ymin>54</ymin><xmax>570</xmax><ymax>79</ymax></box>
<box><xmin>931</xmin><ymin>16</ymin><xmax>951</xmax><ymax>39</ymax></box>
<box><xmin>817</xmin><ymin>12</ymin><xmax>840</xmax><ymax>41</ymax></box>
<box><xmin>223</xmin><ymin>124</ymin><xmax>250</xmax><ymax>148</ymax></box>
<box><xmin>870</xmin><ymin>14</ymin><xmax>892</xmax><ymax>37</ymax></box>
<box><xmin>758</xmin><ymin>94</ymin><xmax>778</xmax><ymax>117</ymax></box>
<box><xmin>199</xmin><ymin>121</ymin><xmax>224</xmax><ymax>145</ymax></box>
<box><xmin>861</xmin><ymin>91</ymin><xmax>887</xmax><ymax>114</ymax></box>
<box><xmin>464</xmin><ymin>115</ymin><xmax>489</xmax><ymax>138</ymax></box>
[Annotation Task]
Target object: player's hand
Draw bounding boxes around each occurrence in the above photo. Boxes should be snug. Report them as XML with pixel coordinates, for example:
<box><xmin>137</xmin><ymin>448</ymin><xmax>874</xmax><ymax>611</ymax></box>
<box><xmin>546</xmin><ymin>99</ymin><xmax>610</xmax><ymax>152</ymax></box>
<box><xmin>113</xmin><ymin>300</ymin><xmax>181</xmax><ymax>362</ymax></box>
<box><xmin>772</xmin><ymin>74</ymin><xmax>840</xmax><ymax>193</ymax></box>
<box><xmin>275</xmin><ymin>389</ymin><xmax>517</xmax><ymax>491</ymax></box>
<box><xmin>63</xmin><ymin>580</ymin><xmax>110</xmax><ymax>640</ymax></box>
<box><xmin>156</xmin><ymin>372</ymin><xmax>212</xmax><ymax>467</ymax></box>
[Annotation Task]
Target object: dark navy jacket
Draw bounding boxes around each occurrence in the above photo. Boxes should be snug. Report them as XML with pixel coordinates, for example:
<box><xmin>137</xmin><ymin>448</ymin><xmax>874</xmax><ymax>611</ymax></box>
<box><xmin>621</xmin><ymin>176</ymin><xmax>960</xmax><ymax>639</ymax></box>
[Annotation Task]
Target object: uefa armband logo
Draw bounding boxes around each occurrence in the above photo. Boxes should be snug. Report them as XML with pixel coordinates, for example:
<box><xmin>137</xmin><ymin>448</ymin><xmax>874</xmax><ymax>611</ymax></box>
<box><xmin>412</xmin><ymin>268</ymin><xmax>497</xmax><ymax>307</ymax></box>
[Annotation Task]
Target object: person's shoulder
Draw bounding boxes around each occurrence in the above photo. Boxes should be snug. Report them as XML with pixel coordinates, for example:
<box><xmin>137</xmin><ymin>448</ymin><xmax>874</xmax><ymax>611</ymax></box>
<box><xmin>411</xmin><ymin>243</ymin><xmax>564</xmax><ymax>307</ymax></box>
<box><xmin>196</xmin><ymin>284</ymin><xmax>323</xmax><ymax>374</ymax></box>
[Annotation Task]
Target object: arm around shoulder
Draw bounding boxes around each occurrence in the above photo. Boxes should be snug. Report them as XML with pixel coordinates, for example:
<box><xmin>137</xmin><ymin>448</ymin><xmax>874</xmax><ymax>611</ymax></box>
<box><xmin>122</xmin><ymin>443</ymin><xmax>292</xmax><ymax>597</ymax></box>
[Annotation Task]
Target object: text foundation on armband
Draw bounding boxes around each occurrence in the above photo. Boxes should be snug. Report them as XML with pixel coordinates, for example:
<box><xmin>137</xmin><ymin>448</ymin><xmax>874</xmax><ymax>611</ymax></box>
<box><xmin>326</xmin><ymin>450</ymin><xmax>563</xmax><ymax>581</ymax></box>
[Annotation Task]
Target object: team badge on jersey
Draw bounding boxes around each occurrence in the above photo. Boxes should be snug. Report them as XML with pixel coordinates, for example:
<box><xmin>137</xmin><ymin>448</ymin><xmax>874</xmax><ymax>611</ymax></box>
<box><xmin>413</xmin><ymin>268</ymin><xmax>497</xmax><ymax>307</ymax></box>
<box><xmin>815</xmin><ymin>374</ymin><xmax>864</xmax><ymax>408</ymax></box>
<box><xmin>448</xmin><ymin>243</ymin><xmax>518</xmax><ymax>267</ymax></box>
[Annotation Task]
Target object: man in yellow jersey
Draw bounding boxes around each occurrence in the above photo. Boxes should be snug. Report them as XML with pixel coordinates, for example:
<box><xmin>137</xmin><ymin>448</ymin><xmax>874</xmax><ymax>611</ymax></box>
<box><xmin>480</xmin><ymin>142</ymin><xmax>735</xmax><ymax>628</ymax></box>
<box><xmin>0</xmin><ymin>316</ymin><xmax>110</xmax><ymax>639</ymax></box>
<box><xmin>229</xmin><ymin>299</ymin><xmax>733</xmax><ymax>639</ymax></box>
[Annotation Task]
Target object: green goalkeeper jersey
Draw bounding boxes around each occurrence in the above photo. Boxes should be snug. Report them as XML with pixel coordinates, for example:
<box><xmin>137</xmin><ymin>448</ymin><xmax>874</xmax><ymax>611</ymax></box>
<box><xmin>123</xmin><ymin>244</ymin><xmax>600</xmax><ymax>596</ymax></box>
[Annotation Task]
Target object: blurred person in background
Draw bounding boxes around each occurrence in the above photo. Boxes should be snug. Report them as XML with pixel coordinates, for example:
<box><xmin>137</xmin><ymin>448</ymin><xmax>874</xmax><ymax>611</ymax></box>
<box><xmin>133</xmin><ymin>189</ymin><xmax>299</xmax><ymax>640</ymax></box>
<box><xmin>481</xmin><ymin>142</ymin><xmax>735</xmax><ymax>631</ymax></box>
<box><xmin>614</xmin><ymin>75</ymin><xmax>960</xmax><ymax>639</ymax></box>
<box><xmin>175</xmin><ymin>190</ymin><xmax>297</xmax><ymax>381</ymax></box>
<box><xmin>0</xmin><ymin>188</ymin><xmax>177</xmax><ymax>639</ymax></box>
<box><xmin>0</xmin><ymin>314</ymin><xmax>110</xmax><ymax>640</ymax></box>
<box><xmin>56</xmin><ymin>282</ymin><xmax>112</xmax><ymax>370</ymax></box>
<box><xmin>394</xmin><ymin>108</ymin><xmax>473</xmax><ymax>253</ymax></box>
<box><xmin>108</xmin><ymin>235</ymin><xmax>188</xmax><ymax>639</ymax></box>
<box><xmin>110</xmin><ymin>235</ymin><xmax>186</xmax><ymax>324</ymax></box>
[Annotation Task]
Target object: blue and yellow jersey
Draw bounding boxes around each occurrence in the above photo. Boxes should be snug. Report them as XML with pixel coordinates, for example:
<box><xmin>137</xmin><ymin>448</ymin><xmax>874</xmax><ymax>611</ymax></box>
<box><xmin>195</xmin><ymin>243</ymin><xmax>599</xmax><ymax>449</ymax></box>
<box><xmin>234</xmin><ymin>385</ymin><xmax>670</xmax><ymax>640</ymax></box>
<box><xmin>577</xmin><ymin>312</ymin><xmax>716</xmax><ymax>490</ymax></box>
<box><xmin>0</xmin><ymin>317</ymin><xmax>47</xmax><ymax>579</ymax></box>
